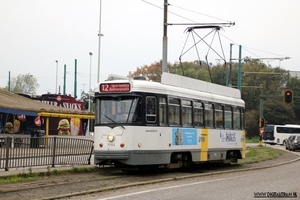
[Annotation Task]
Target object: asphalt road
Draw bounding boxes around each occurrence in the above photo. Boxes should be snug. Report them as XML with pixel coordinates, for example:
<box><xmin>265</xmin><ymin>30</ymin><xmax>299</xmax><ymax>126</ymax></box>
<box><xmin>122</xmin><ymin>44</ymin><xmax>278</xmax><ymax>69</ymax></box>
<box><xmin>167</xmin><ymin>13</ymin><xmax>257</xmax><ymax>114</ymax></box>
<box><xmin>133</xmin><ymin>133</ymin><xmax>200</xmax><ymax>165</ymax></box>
<box><xmin>71</xmin><ymin>160</ymin><xmax>300</xmax><ymax>200</ymax></box>
<box><xmin>65</xmin><ymin>144</ymin><xmax>300</xmax><ymax>200</ymax></box>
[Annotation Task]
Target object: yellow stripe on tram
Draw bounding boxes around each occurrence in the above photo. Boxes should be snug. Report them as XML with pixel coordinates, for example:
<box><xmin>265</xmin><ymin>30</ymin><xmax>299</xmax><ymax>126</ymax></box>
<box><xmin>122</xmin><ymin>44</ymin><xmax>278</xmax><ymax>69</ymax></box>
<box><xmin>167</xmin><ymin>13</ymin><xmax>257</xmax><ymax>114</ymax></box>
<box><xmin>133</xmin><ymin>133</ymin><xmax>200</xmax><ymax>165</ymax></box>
<box><xmin>200</xmin><ymin>128</ymin><xmax>208</xmax><ymax>161</ymax></box>
<box><xmin>242</xmin><ymin>130</ymin><xmax>246</xmax><ymax>158</ymax></box>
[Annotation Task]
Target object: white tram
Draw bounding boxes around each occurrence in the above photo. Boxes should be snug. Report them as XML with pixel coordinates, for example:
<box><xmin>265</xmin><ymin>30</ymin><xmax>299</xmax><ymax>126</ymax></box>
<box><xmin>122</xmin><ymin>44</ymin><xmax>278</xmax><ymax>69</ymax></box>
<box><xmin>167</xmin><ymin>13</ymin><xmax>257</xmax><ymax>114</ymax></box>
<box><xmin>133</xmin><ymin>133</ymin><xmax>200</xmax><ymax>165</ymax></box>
<box><xmin>93</xmin><ymin>72</ymin><xmax>246</xmax><ymax>170</ymax></box>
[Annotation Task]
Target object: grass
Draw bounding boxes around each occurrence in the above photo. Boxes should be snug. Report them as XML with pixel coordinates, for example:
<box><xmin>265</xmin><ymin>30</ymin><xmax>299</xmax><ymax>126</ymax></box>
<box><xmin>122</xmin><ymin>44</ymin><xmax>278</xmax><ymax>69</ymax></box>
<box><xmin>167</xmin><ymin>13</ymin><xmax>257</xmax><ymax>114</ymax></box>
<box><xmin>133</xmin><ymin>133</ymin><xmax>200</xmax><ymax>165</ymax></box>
<box><xmin>238</xmin><ymin>145</ymin><xmax>284</xmax><ymax>164</ymax></box>
<box><xmin>246</xmin><ymin>136</ymin><xmax>260</xmax><ymax>143</ymax></box>
<box><xmin>0</xmin><ymin>166</ymin><xmax>100</xmax><ymax>184</ymax></box>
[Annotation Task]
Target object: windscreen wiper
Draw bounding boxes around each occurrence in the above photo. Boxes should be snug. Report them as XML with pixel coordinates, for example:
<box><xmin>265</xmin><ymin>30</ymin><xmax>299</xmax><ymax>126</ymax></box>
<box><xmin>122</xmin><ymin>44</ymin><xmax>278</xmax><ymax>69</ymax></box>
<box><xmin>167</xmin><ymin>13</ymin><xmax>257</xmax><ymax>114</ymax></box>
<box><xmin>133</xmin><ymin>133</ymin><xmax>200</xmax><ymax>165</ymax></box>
<box><xmin>101</xmin><ymin>113</ymin><xmax>125</xmax><ymax>129</ymax></box>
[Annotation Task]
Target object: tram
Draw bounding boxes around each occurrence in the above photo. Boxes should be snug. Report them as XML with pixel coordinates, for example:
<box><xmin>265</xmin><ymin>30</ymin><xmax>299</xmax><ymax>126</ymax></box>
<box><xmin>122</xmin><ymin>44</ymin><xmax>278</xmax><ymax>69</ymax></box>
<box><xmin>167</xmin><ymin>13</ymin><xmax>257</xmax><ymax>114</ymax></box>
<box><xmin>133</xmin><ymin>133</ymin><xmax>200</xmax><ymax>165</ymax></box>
<box><xmin>93</xmin><ymin>72</ymin><xmax>246</xmax><ymax>170</ymax></box>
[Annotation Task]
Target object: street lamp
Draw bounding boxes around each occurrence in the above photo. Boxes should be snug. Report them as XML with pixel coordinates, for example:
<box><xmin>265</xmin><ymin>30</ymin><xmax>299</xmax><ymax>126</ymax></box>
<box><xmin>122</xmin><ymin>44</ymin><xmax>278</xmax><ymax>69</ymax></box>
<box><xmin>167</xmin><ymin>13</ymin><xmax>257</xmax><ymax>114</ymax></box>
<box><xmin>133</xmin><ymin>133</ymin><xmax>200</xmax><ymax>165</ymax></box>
<box><xmin>8</xmin><ymin>71</ymin><xmax>11</xmax><ymax>91</ymax></box>
<box><xmin>55</xmin><ymin>60</ymin><xmax>58</xmax><ymax>94</ymax></box>
<box><xmin>97</xmin><ymin>0</ymin><xmax>103</xmax><ymax>83</ymax></box>
<box><xmin>89</xmin><ymin>52</ymin><xmax>93</xmax><ymax>112</ymax></box>
<box><xmin>88</xmin><ymin>52</ymin><xmax>93</xmax><ymax>136</ymax></box>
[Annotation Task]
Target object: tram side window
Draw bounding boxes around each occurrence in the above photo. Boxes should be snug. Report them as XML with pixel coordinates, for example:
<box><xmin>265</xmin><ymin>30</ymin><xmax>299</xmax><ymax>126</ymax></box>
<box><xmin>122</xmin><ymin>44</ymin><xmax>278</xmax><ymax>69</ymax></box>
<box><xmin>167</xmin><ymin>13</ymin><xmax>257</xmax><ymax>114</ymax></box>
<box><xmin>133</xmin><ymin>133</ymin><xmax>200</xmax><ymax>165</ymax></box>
<box><xmin>233</xmin><ymin>108</ymin><xmax>241</xmax><ymax>129</ymax></box>
<box><xmin>146</xmin><ymin>96</ymin><xmax>156</xmax><ymax>123</ymax></box>
<box><xmin>182</xmin><ymin>100</ymin><xmax>192</xmax><ymax>127</ymax></box>
<box><xmin>193</xmin><ymin>101</ymin><xmax>204</xmax><ymax>127</ymax></box>
<box><xmin>205</xmin><ymin>103</ymin><xmax>213</xmax><ymax>128</ymax></box>
<box><xmin>225</xmin><ymin>106</ymin><xmax>232</xmax><ymax>129</ymax></box>
<box><xmin>214</xmin><ymin>104</ymin><xmax>224</xmax><ymax>128</ymax></box>
<box><xmin>159</xmin><ymin>97</ymin><xmax>167</xmax><ymax>126</ymax></box>
<box><xmin>169</xmin><ymin>98</ymin><xmax>180</xmax><ymax>126</ymax></box>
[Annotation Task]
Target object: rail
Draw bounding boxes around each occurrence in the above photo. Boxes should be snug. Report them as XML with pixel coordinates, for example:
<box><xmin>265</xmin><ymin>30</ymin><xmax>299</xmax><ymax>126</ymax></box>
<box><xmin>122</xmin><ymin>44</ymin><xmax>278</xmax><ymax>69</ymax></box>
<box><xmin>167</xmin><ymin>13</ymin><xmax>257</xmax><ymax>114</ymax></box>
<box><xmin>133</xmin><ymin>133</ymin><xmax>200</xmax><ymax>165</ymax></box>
<box><xmin>0</xmin><ymin>135</ymin><xmax>94</xmax><ymax>171</ymax></box>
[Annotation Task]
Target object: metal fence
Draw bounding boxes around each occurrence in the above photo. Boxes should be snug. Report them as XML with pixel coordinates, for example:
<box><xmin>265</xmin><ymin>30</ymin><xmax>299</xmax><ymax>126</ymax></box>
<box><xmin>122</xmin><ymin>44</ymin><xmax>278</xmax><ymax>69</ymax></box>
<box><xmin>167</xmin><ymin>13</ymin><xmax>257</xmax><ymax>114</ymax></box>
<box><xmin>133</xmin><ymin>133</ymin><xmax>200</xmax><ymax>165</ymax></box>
<box><xmin>0</xmin><ymin>135</ymin><xmax>94</xmax><ymax>171</ymax></box>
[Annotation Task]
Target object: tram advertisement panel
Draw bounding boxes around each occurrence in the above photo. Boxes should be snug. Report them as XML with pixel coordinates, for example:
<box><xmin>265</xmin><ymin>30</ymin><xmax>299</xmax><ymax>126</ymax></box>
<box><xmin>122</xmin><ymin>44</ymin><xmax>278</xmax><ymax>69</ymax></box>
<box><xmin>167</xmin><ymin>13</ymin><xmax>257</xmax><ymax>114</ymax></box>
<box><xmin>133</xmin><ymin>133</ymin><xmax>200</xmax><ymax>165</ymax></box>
<box><xmin>172</xmin><ymin>128</ymin><xmax>197</xmax><ymax>146</ymax></box>
<box><xmin>219</xmin><ymin>130</ymin><xmax>238</xmax><ymax>145</ymax></box>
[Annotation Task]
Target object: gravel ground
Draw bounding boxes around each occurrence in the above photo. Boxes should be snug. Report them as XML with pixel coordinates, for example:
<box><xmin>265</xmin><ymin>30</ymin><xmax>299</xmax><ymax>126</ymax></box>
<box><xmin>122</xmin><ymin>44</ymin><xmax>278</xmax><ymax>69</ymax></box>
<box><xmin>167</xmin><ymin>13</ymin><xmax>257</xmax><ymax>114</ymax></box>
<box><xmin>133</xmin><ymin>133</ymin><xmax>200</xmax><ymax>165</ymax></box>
<box><xmin>0</xmin><ymin>151</ymin><xmax>299</xmax><ymax>200</ymax></box>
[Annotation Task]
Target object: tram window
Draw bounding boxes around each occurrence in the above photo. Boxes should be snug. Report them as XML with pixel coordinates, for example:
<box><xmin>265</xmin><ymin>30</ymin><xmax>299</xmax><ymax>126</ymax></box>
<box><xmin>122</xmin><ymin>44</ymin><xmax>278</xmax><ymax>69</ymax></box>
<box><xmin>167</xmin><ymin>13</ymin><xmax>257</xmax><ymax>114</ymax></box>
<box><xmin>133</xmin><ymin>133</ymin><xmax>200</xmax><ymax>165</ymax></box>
<box><xmin>215</xmin><ymin>104</ymin><xmax>224</xmax><ymax>128</ymax></box>
<box><xmin>182</xmin><ymin>100</ymin><xmax>192</xmax><ymax>127</ymax></box>
<box><xmin>205</xmin><ymin>103</ymin><xmax>213</xmax><ymax>128</ymax></box>
<box><xmin>132</xmin><ymin>98</ymin><xmax>143</xmax><ymax>123</ymax></box>
<box><xmin>169</xmin><ymin>97</ymin><xmax>180</xmax><ymax>126</ymax></box>
<box><xmin>146</xmin><ymin>96</ymin><xmax>156</xmax><ymax>123</ymax></box>
<box><xmin>169</xmin><ymin>105</ymin><xmax>180</xmax><ymax>125</ymax></box>
<box><xmin>159</xmin><ymin>97</ymin><xmax>167</xmax><ymax>126</ymax></box>
<box><xmin>233</xmin><ymin>108</ymin><xmax>241</xmax><ymax>129</ymax></box>
<box><xmin>225</xmin><ymin>106</ymin><xmax>232</xmax><ymax>129</ymax></box>
<box><xmin>193</xmin><ymin>101</ymin><xmax>203</xmax><ymax>127</ymax></box>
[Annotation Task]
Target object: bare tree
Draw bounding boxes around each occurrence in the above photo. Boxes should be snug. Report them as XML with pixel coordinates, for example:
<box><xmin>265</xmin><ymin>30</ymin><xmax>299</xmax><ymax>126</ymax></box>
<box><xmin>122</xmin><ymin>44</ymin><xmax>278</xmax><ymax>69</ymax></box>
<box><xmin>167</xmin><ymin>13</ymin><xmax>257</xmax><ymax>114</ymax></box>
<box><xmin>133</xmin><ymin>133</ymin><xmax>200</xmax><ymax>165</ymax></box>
<box><xmin>10</xmin><ymin>73</ymin><xmax>39</xmax><ymax>95</ymax></box>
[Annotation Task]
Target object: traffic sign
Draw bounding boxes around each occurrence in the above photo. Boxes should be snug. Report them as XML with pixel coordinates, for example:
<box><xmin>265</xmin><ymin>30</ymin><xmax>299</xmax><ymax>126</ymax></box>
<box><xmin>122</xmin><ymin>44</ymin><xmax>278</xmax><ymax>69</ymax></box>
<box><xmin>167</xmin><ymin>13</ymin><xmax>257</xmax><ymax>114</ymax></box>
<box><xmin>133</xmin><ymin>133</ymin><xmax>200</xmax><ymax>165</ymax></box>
<box><xmin>259</xmin><ymin>128</ymin><xmax>264</xmax><ymax>135</ymax></box>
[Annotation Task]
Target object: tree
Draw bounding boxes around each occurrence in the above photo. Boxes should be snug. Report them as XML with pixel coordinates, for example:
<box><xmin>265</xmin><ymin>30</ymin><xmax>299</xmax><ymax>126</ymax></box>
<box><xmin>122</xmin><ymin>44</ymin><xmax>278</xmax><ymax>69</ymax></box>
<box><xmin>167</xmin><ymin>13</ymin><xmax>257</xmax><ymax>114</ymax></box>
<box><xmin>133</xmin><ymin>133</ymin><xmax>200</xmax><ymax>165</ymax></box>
<box><xmin>173</xmin><ymin>60</ymin><xmax>211</xmax><ymax>81</ymax></box>
<box><xmin>9</xmin><ymin>73</ymin><xmax>39</xmax><ymax>95</ymax></box>
<box><xmin>263</xmin><ymin>99</ymin><xmax>296</xmax><ymax>124</ymax></box>
<box><xmin>80</xmin><ymin>89</ymin><xmax>94</xmax><ymax>111</ymax></box>
<box><xmin>131</xmin><ymin>61</ymin><xmax>175</xmax><ymax>82</ymax></box>
<box><xmin>245</xmin><ymin>109</ymin><xmax>259</xmax><ymax>138</ymax></box>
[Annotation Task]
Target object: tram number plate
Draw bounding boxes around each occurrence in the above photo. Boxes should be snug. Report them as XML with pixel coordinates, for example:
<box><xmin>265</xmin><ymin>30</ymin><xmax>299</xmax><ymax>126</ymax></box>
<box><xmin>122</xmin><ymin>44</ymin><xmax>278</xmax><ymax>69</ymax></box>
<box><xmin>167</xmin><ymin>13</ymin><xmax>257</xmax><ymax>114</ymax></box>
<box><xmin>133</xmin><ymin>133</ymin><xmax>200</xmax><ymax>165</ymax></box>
<box><xmin>108</xmin><ymin>143</ymin><xmax>115</xmax><ymax>146</ymax></box>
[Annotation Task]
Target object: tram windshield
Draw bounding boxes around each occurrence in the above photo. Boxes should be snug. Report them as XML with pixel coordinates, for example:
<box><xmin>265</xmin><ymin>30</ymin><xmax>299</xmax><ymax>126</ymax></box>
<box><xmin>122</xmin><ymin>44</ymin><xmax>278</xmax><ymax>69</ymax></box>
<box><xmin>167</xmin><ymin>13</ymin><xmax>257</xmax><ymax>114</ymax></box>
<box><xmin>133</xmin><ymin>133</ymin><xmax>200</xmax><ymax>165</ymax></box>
<box><xmin>96</xmin><ymin>96</ymin><xmax>142</xmax><ymax>124</ymax></box>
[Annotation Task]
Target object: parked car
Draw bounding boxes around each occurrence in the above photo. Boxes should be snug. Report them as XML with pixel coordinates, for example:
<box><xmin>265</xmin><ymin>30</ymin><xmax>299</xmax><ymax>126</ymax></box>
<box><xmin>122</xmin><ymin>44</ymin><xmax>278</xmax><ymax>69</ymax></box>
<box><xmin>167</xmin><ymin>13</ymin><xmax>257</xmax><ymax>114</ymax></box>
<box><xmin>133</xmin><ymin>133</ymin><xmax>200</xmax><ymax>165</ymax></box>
<box><xmin>285</xmin><ymin>134</ymin><xmax>300</xmax><ymax>151</ymax></box>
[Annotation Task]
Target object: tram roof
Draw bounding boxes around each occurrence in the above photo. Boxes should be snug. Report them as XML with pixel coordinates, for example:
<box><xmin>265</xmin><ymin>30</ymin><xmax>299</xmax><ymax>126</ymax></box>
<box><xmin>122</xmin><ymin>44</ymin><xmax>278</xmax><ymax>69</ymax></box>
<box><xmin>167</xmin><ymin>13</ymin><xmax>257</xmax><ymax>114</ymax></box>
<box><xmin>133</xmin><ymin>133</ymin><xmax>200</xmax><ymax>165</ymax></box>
<box><xmin>161</xmin><ymin>72</ymin><xmax>241</xmax><ymax>99</ymax></box>
<box><xmin>95</xmin><ymin>73</ymin><xmax>244</xmax><ymax>107</ymax></box>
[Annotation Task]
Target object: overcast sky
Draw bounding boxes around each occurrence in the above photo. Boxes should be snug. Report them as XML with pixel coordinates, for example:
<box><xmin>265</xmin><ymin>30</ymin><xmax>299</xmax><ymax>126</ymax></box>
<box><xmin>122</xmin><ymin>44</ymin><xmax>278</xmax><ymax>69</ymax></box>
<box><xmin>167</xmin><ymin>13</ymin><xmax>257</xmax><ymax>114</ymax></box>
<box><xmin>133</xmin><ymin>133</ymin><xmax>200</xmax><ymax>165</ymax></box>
<box><xmin>0</xmin><ymin>0</ymin><xmax>299</xmax><ymax>96</ymax></box>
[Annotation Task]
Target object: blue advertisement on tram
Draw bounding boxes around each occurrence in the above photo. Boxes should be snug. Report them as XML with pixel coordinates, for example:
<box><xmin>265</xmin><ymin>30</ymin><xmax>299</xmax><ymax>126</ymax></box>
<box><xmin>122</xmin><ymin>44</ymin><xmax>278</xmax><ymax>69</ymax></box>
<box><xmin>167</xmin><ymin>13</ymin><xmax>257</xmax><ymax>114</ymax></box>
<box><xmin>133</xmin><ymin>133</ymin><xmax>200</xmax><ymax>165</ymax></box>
<box><xmin>172</xmin><ymin>128</ymin><xmax>197</xmax><ymax>146</ymax></box>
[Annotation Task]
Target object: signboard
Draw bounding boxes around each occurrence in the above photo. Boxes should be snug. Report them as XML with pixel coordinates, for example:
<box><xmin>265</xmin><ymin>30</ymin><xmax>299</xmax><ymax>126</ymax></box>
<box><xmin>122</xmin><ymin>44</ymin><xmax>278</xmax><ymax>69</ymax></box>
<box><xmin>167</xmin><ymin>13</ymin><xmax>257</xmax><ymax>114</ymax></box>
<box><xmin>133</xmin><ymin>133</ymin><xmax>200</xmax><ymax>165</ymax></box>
<box><xmin>100</xmin><ymin>83</ymin><xmax>130</xmax><ymax>93</ymax></box>
<box><xmin>17</xmin><ymin>114</ymin><xmax>26</xmax><ymax>121</ymax></box>
<box><xmin>16</xmin><ymin>93</ymin><xmax>85</xmax><ymax>135</ymax></box>
<box><xmin>34</xmin><ymin>116</ymin><xmax>44</xmax><ymax>127</ymax></box>
<box><xmin>56</xmin><ymin>95</ymin><xmax>62</xmax><ymax>101</ymax></box>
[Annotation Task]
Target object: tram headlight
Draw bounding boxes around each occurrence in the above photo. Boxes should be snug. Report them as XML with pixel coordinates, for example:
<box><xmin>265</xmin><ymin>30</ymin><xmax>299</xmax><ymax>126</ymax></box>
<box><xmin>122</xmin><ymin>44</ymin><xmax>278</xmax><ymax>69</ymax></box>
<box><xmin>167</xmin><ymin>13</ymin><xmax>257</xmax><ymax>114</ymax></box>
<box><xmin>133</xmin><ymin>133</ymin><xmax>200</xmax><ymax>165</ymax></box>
<box><xmin>107</xmin><ymin>135</ymin><xmax>114</xmax><ymax>142</ymax></box>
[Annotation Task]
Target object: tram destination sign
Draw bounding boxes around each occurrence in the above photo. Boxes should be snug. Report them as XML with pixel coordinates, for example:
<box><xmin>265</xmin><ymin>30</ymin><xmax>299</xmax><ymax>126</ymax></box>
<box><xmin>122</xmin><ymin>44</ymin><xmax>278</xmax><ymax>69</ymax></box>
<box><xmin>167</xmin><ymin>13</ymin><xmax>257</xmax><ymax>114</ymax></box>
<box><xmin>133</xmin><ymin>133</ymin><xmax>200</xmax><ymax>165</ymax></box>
<box><xmin>100</xmin><ymin>83</ymin><xmax>130</xmax><ymax>93</ymax></box>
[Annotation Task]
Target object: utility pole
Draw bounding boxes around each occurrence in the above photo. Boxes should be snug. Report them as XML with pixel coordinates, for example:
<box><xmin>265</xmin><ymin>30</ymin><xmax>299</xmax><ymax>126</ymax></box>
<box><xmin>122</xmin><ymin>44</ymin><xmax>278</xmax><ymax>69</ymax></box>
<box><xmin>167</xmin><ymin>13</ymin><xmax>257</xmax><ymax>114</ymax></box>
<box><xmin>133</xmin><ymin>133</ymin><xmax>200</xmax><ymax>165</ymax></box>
<box><xmin>74</xmin><ymin>59</ymin><xmax>77</xmax><ymax>98</ymax></box>
<box><xmin>162</xmin><ymin>0</ymin><xmax>168</xmax><ymax>73</ymax></box>
<box><xmin>229</xmin><ymin>43</ymin><xmax>233</xmax><ymax>87</ymax></box>
<box><xmin>238</xmin><ymin>45</ymin><xmax>242</xmax><ymax>91</ymax></box>
<box><xmin>63</xmin><ymin>64</ymin><xmax>66</xmax><ymax>95</ymax></box>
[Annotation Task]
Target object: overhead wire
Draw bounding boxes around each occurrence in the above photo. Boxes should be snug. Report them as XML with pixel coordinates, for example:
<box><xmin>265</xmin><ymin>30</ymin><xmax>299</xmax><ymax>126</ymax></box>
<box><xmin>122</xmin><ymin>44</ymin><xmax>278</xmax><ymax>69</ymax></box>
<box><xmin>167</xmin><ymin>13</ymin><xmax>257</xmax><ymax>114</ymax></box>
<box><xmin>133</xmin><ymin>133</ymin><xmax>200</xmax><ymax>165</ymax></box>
<box><xmin>169</xmin><ymin>4</ymin><xmax>232</xmax><ymax>23</ymax></box>
<box><xmin>141</xmin><ymin>0</ymin><xmax>290</xmax><ymax>72</ymax></box>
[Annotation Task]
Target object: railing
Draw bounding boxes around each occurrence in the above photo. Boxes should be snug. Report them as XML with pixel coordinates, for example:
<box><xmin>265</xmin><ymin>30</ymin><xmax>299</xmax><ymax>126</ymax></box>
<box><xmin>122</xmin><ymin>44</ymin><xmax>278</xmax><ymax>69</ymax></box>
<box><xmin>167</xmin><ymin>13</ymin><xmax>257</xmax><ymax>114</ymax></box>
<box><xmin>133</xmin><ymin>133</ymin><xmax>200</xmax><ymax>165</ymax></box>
<box><xmin>0</xmin><ymin>135</ymin><xmax>94</xmax><ymax>171</ymax></box>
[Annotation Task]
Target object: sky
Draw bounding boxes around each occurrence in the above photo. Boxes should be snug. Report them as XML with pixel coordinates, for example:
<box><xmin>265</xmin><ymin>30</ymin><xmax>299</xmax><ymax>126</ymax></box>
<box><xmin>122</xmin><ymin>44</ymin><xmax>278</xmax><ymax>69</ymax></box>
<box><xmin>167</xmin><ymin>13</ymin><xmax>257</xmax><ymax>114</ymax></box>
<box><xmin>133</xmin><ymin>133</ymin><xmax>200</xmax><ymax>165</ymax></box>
<box><xmin>0</xmin><ymin>0</ymin><xmax>299</xmax><ymax>97</ymax></box>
